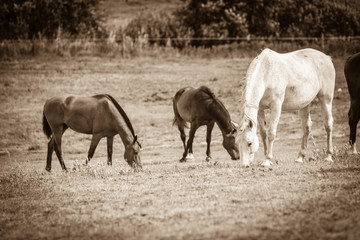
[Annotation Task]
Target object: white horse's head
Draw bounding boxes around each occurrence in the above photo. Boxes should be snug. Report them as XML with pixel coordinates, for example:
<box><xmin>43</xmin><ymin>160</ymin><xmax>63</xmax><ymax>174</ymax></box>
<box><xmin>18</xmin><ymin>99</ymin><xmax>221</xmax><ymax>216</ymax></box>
<box><xmin>238</xmin><ymin>118</ymin><xmax>259</xmax><ymax>167</ymax></box>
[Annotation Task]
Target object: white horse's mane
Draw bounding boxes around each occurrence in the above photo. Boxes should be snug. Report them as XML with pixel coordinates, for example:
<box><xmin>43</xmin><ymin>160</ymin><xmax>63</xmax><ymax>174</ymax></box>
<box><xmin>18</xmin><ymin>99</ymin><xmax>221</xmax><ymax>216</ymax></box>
<box><xmin>239</xmin><ymin>49</ymin><xmax>270</xmax><ymax>126</ymax></box>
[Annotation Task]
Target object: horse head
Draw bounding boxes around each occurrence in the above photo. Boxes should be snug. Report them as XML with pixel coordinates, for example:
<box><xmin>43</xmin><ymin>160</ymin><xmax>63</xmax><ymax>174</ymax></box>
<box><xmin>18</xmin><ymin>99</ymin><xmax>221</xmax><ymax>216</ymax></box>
<box><xmin>223</xmin><ymin>121</ymin><xmax>240</xmax><ymax>160</ymax></box>
<box><xmin>124</xmin><ymin>135</ymin><xmax>142</xmax><ymax>168</ymax></box>
<box><xmin>238</xmin><ymin>118</ymin><xmax>259</xmax><ymax>167</ymax></box>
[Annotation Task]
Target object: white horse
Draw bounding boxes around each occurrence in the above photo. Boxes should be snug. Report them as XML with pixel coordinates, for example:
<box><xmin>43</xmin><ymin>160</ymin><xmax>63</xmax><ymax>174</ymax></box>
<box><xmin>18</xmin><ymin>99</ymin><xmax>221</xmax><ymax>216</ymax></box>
<box><xmin>238</xmin><ymin>48</ymin><xmax>335</xmax><ymax>167</ymax></box>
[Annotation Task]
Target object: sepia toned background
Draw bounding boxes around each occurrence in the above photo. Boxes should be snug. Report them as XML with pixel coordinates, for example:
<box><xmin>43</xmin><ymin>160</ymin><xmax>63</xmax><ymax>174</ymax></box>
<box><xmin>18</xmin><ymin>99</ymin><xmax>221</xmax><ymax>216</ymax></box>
<box><xmin>1</xmin><ymin>1</ymin><xmax>360</xmax><ymax>239</ymax></box>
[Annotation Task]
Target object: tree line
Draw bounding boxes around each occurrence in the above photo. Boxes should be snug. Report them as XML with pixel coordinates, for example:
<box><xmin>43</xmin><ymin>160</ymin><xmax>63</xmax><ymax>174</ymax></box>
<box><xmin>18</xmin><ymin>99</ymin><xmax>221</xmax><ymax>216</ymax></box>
<box><xmin>1</xmin><ymin>0</ymin><xmax>359</xmax><ymax>48</ymax></box>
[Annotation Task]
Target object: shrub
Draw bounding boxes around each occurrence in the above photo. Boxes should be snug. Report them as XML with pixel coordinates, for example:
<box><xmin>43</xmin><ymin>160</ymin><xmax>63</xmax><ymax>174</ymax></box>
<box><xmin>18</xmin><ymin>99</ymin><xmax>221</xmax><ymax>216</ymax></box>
<box><xmin>176</xmin><ymin>0</ymin><xmax>360</xmax><ymax>46</ymax></box>
<box><xmin>122</xmin><ymin>10</ymin><xmax>193</xmax><ymax>49</ymax></box>
<box><xmin>177</xmin><ymin>0</ymin><xmax>248</xmax><ymax>46</ymax></box>
<box><xmin>0</xmin><ymin>0</ymin><xmax>105</xmax><ymax>40</ymax></box>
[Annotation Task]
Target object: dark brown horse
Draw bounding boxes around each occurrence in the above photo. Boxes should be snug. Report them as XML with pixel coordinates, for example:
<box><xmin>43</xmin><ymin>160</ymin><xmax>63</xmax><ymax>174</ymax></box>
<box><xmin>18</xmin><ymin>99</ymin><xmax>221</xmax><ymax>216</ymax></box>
<box><xmin>42</xmin><ymin>94</ymin><xmax>142</xmax><ymax>171</ymax></box>
<box><xmin>345</xmin><ymin>52</ymin><xmax>360</xmax><ymax>154</ymax></box>
<box><xmin>172</xmin><ymin>86</ymin><xmax>240</xmax><ymax>162</ymax></box>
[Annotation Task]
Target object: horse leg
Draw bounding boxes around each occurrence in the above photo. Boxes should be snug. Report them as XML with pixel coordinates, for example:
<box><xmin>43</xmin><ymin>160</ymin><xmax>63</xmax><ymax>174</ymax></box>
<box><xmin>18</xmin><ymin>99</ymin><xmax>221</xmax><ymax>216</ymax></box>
<box><xmin>53</xmin><ymin>127</ymin><xmax>67</xmax><ymax>171</ymax></box>
<box><xmin>348</xmin><ymin>101</ymin><xmax>360</xmax><ymax>154</ymax></box>
<box><xmin>295</xmin><ymin>106</ymin><xmax>312</xmax><ymax>163</ymax></box>
<box><xmin>45</xmin><ymin>137</ymin><xmax>55</xmax><ymax>171</ymax></box>
<box><xmin>261</xmin><ymin>101</ymin><xmax>282</xmax><ymax>167</ymax></box>
<box><xmin>205</xmin><ymin>121</ymin><xmax>215</xmax><ymax>161</ymax></box>
<box><xmin>188</xmin><ymin>136</ymin><xmax>195</xmax><ymax>160</ymax></box>
<box><xmin>178</xmin><ymin>124</ymin><xmax>187</xmax><ymax>152</ymax></box>
<box><xmin>319</xmin><ymin>97</ymin><xmax>334</xmax><ymax>162</ymax></box>
<box><xmin>86</xmin><ymin>134</ymin><xmax>102</xmax><ymax>164</ymax></box>
<box><xmin>107</xmin><ymin>136</ymin><xmax>114</xmax><ymax>165</ymax></box>
<box><xmin>258</xmin><ymin>108</ymin><xmax>268</xmax><ymax>156</ymax></box>
<box><xmin>181</xmin><ymin>123</ymin><xmax>198</xmax><ymax>162</ymax></box>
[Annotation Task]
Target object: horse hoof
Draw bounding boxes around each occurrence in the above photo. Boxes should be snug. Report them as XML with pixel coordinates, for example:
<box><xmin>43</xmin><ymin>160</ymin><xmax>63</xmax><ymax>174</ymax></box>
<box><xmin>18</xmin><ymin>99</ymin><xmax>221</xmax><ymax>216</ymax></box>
<box><xmin>45</xmin><ymin>167</ymin><xmax>51</xmax><ymax>172</ymax></box>
<box><xmin>295</xmin><ymin>157</ymin><xmax>304</xmax><ymax>163</ymax></box>
<box><xmin>261</xmin><ymin>160</ymin><xmax>273</xmax><ymax>167</ymax></box>
<box><xmin>179</xmin><ymin>158</ymin><xmax>187</xmax><ymax>163</ymax></box>
<box><xmin>324</xmin><ymin>155</ymin><xmax>333</xmax><ymax>162</ymax></box>
<box><xmin>185</xmin><ymin>153</ymin><xmax>195</xmax><ymax>161</ymax></box>
<box><xmin>206</xmin><ymin>156</ymin><xmax>212</xmax><ymax>162</ymax></box>
<box><xmin>249</xmin><ymin>153</ymin><xmax>255</xmax><ymax>163</ymax></box>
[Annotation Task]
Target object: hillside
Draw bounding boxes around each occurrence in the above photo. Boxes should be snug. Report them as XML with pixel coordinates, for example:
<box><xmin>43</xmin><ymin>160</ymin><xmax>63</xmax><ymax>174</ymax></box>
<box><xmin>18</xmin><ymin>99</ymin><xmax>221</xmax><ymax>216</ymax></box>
<box><xmin>99</xmin><ymin>0</ymin><xmax>184</xmax><ymax>31</ymax></box>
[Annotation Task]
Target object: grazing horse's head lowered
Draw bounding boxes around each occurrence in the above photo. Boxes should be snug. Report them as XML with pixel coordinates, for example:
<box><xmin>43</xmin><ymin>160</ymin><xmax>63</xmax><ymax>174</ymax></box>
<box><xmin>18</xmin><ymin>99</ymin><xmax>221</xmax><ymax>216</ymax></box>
<box><xmin>124</xmin><ymin>135</ymin><xmax>142</xmax><ymax>168</ymax></box>
<box><xmin>223</xmin><ymin>122</ymin><xmax>240</xmax><ymax>160</ymax></box>
<box><xmin>238</xmin><ymin>118</ymin><xmax>259</xmax><ymax>167</ymax></box>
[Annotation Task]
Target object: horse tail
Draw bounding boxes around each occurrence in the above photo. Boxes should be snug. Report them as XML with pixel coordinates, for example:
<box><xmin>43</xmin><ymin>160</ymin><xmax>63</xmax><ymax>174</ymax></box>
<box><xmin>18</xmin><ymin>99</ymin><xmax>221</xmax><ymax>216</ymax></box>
<box><xmin>42</xmin><ymin>112</ymin><xmax>52</xmax><ymax>139</ymax></box>
<box><xmin>172</xmin><ymin>88</ymin><xmax>188</xmax><ymax>128</ymax></box>
<box><xmin>199</xmin><ymin>85</ymin><xmax>216</xmax><ymax>99</ymax></box>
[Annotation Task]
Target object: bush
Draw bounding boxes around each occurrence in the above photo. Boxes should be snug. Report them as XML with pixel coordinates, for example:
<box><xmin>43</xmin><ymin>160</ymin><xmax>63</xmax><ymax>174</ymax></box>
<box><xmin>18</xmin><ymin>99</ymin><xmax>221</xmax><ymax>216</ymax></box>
<box><xmin>175</xmin><ymin>0</ymin><xmax>360</xmax><ymax>46</ymax></box>
<box><xmin>0</xmin><ymin>0</ymin><xmax>105</xmax><ymax>40</ymax></box>
<box><xmin>276</xmin><ymin>0</ymin><xmax>360</xmax><ymax>37</ymax></box>
<box><xmin>122</xmin><ymin>10</ymin><xmax>193</xmax><ymax>49</ymax></box>
<box><xmin>177</xmin><ymin>0</ymin><xmax>248</xmax><ymax>46</ymax></box>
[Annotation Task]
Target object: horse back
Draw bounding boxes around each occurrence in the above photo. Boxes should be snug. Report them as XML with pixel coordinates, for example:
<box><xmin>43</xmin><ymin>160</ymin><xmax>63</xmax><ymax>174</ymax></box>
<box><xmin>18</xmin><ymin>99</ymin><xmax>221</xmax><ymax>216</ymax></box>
<box><xmin>344</xmin><ymin>52</ymin><xmax>360</xmax><ymax>100</ymax></box>
<box><xmin>253</xmin><ymin>48</ymin><xmax>335</xmax><ymax>110</ymax></box>
<box><xmin>44</xmin><ymin>95</ymin><xmax>117</xmax><ymax>135</ymax></box>
<box><xmin>174</xmin><ymin>87</ymin><xmax>214</xmax><ymax>123</ymax></box>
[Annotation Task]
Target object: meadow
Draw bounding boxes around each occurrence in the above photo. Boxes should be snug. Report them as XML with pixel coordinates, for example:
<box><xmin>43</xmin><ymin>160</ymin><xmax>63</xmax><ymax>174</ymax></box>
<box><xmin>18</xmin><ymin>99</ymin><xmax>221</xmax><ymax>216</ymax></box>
<box><xmin>1</xmin><ymin>53</ymin><xmax>360</xmax><ymax>239</ymax></box>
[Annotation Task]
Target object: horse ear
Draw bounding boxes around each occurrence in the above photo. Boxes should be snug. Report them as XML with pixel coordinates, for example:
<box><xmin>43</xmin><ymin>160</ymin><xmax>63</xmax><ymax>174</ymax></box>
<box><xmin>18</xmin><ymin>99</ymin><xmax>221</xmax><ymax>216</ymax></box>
<box><xmin>226</xmin><ymin>128</ymin><xmax>237</xmax><ymax>137</ymax></box>
<box><xmin>231</xmin><ymin>121</ymin><xmax>239</xmax><ymax>129</ymax></box>
<box><xmin>133</xmin><ymin>135</ymin><xmax>142</xmax><ymax>149</ymax></box>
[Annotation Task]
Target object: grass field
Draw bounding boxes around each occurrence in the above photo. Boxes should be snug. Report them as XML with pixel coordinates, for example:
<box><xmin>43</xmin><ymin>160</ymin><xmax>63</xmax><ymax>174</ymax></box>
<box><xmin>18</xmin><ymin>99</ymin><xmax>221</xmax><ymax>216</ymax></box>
<box><xmin>1</xmin><ymin>54</ymin><xmax>360</xmax><ymax>239</ymax></box>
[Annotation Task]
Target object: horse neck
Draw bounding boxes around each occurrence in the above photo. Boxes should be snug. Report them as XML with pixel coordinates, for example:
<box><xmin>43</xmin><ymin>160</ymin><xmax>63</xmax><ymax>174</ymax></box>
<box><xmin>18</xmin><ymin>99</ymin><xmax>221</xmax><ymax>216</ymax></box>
<box><xmin>242</xmin><ymin>53</ymin><xmax>268</xmax><ymax>124</ymax></box>
<box><xmin>117</xmin><ymin>126</ymin><xmax>134</xmax><ymax>147</ymax></box>
<box><xmin>209</xmin><ymin>101</ymin><xmax>233</xmax><ymax>135</ymax></box>
<box><xmin>244</xmin><ymin>83</ymin><xmax>262</xmax><ymax>124</ymax></box>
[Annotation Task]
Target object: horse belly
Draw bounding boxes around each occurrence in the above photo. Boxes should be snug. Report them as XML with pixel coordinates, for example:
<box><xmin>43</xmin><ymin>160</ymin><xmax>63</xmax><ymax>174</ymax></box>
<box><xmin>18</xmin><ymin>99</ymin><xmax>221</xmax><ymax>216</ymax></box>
<box><xmin>64</xmin><ymin>97</ymin><xmax>99</xmax><ymax>134</ymax></box>
<box><xmin>64</xmin><ymin>114</ymin><xmax>94</xmax><ymax>134</ymax></box>
<box><xmin>282</xmin><ymin>83</ymin><xmax>318</xmax><ymax>110</ymax></box>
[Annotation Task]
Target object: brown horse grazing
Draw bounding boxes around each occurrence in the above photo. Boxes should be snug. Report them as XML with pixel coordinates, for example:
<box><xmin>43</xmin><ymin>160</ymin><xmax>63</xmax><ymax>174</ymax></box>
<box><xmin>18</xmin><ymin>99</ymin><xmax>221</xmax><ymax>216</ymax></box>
<box><xmin>42</xmin><ymin>94</ymin><xmax>142</xmax><ymax>171</ymax></box>
<box><xmin>345</xmin><ymin>52</ymin><xmax>360</xmax><ymax>154</ymax></box>
<box><xmin>172</xmin><ymin>86</ymin><xmax>240</xmax><ymax>162</ymax></box>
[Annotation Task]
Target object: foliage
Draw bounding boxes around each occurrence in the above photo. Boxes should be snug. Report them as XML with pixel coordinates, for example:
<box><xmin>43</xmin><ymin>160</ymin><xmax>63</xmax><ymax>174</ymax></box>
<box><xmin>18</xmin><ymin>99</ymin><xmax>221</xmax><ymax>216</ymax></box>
<box><xmin>1</xmin><ymin>0</ymin><xmax>360</xmax><ymax>54</ymax></box>
<box><xmin>121</xmin><ymin>0</ymin><xmax>360</xmax><ymax>48</ymax></box>
<box><xmin>275</xmin><ymin>0</ymin><xmax>360</xmax><ymax>37</ymax></box>
<box><xmin>122</xmin><ymin>10</ymin><xmax>193</xmax><ymax>49</ymax></box>
<box><xmin>0</xmin><ymin>0</ymin><xmax>104</xmax><ymax>40</ymax></box>
<box><xmin>175</xmin><ymin>0</ymin><xmax>360</xmax><ymax>44</ymax></box>
<box><xmin>176</xmin><ymin>0</ymin><xmax>248</xmax><ymax>46</ymax></box>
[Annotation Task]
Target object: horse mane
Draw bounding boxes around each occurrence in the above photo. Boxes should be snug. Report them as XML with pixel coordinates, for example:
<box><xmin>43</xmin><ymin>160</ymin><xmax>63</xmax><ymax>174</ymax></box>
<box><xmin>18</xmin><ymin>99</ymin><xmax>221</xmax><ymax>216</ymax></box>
<box><xmin>239</xmin><ymin>48</ymin><xmax>270</xmax><ymax>125</ymax></box>
<box><xmin>198</xmin><ymin>86</ymin><xmax>232</xmax><ymax>132</ymax></box>
<box><xmin>104</xmin><ymin>94</ymin><xmax>136</xmax><ymax>138</ymax></box>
